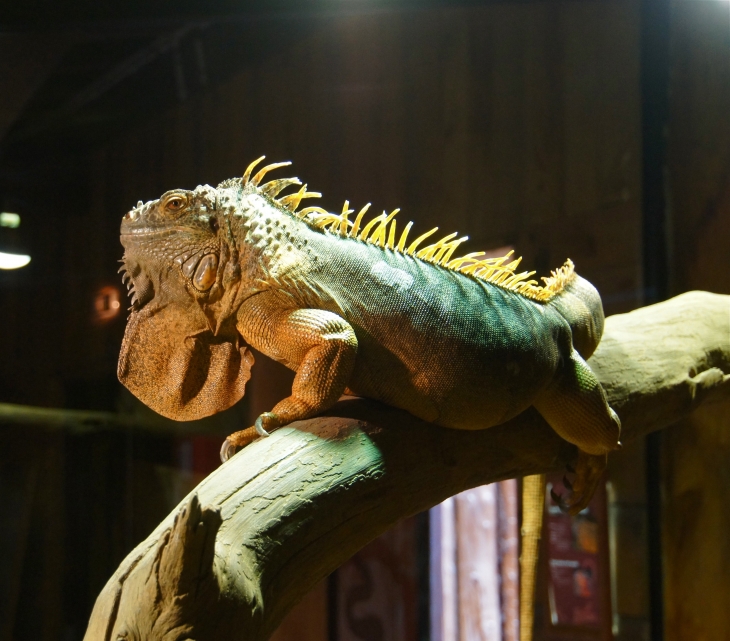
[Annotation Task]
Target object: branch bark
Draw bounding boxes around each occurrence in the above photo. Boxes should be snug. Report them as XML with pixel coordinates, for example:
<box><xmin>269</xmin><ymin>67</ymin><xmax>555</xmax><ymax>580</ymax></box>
<box><xmin>83</xmin><ymin>291</ymin><xmax>730</xmax><ymax>641</ymax></box>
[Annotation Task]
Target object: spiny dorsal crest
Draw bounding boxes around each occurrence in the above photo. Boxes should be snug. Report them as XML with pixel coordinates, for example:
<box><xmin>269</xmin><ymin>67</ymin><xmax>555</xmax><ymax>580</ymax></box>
<box><xmin>237</xmin><ymin>157</ymin><xmax>575</xmax><ymax>302</ymax></box>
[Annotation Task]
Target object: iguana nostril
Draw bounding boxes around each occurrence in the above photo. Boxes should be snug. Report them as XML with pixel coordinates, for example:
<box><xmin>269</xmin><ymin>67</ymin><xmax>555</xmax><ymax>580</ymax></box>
<box><xmin>194</xmin><ymin>254</ymin><xmax>218</xmax><ymax>291</ymax></box>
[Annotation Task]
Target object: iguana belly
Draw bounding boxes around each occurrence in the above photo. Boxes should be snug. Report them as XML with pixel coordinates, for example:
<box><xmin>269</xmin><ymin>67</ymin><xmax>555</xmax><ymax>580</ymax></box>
<box><xmin>346</xmin><ymin>317</ymin><xmax>561</xmax><ymax>430</ymax></box>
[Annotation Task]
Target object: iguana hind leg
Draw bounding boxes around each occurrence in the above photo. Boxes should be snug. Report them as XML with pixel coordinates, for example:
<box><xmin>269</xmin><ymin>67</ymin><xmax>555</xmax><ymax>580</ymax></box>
<box><xmin>534</xmin><ymin>348</ymin><xmax>621</xmax><ymax>514</ymax></box>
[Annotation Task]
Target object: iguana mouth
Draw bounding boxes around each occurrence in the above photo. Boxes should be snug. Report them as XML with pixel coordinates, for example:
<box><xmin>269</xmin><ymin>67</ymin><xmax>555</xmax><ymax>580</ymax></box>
<box><xmin>121</xmin><ymin>228</ymin><xmax>175</xmax><ymax>237</ymax></box>
<box><xmin>120</xmin><ymin>226</ymin><xmax>190</xmax><ymax>240</ymax></box>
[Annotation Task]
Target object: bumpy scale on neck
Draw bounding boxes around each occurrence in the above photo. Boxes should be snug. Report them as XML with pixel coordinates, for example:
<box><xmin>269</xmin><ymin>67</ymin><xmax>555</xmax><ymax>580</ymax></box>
<box><xmin>218</xmin><ymin>184</ymin><xmax>329</xmax><ymax>310</ymax></box>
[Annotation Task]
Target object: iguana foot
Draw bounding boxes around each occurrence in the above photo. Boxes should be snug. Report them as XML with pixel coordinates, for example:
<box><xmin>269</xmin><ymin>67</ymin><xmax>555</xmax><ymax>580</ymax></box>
<box><xmin>551</xmin><ymin>451</ymin><xmax>607</xmax><ymax>515</ymax></box>
<box><xmin>220</xmin><ymin>413</ymin><xmax>283</xmax><ymax>462</ymax></box>
<box><xmin>220</xmin><ymin>426</ymin><xmax>259</xmax><ymax>463</ymax></box>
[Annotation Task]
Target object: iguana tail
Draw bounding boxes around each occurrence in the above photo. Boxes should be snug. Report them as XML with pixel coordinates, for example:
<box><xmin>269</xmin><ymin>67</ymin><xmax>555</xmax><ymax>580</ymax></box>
<box><xmin>520</xmin><ymin>473</ymin><xmax>546</xmax><ymax>641</ymax></box>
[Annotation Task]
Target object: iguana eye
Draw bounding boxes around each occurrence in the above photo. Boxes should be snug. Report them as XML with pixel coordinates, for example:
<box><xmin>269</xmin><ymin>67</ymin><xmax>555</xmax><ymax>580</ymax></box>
<box><xmin>163</xmin><ymin>194</ymin><xmax>187</xmax><ymax>212</ymax></box>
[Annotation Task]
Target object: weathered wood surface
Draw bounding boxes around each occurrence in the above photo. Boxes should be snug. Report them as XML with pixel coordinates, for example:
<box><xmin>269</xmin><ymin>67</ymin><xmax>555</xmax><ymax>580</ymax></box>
<box><xmin>83</xmin><ymin>292</ymin><xmax>730</xmax><ymax>641</ymax></box>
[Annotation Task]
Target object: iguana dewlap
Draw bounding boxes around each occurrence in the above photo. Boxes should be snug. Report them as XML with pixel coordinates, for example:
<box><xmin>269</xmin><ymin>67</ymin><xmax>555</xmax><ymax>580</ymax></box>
<box><xmin>118</xmin><ymin>157</ymin><xmax>621</xmax><ymax>514</ymax></box>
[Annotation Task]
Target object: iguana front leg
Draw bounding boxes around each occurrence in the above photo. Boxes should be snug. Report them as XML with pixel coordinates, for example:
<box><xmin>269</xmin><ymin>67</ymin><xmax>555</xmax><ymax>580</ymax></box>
<box><xmin>221</xmin><ymin>296</ymin><xmax>358</xmax><ymax>461</ymax></box>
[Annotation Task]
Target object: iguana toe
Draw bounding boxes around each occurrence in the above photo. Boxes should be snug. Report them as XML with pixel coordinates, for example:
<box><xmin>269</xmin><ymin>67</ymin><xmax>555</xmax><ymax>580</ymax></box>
<box><xmin>564</xmin><ymin>491</ymin><xmax>593</xmax><ymax>516</ymax></box>
<box><xmin>550</xmin><ymin>487</ymin><xmax>569</xmax><ymax>512</ymax></box>
<box><xmin>553</xmin><ymin>451</ymin><xmax>607</xmax><ymax>515</ymax></box>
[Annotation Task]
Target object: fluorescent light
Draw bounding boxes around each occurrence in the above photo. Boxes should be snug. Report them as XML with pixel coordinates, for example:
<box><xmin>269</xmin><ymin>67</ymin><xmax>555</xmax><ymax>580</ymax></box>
<box><xmin>0</xmin><ymin>252</ymin><xmax>31</xmax><ymax>269</ymax></box>
<box><xmin>0</xmin><ymin>213</ymin><xmax>20</xmax><ymax>228</ymax></box>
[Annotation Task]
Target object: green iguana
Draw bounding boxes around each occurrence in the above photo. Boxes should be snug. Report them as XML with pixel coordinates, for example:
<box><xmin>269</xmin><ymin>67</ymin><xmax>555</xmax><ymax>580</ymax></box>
<box><xmin>118</xmin><ymin>157</ymin><xmax>621</xmax><ymax>640</ymax></box>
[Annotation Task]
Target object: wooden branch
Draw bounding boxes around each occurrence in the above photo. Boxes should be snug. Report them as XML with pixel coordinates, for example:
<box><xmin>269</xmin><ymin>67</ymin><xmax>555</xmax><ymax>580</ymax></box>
<box><xmin>83</xmin><ymin>291</ymin><xmax>730</xmax><ymax>641</ymax></box>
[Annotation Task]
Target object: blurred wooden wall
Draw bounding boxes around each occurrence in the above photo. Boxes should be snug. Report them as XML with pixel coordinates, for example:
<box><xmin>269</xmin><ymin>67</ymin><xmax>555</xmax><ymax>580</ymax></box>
<box><xmin>664</xmin><ymin>1</ymin><xmax>730</xmax><ymax>640</ymax></box>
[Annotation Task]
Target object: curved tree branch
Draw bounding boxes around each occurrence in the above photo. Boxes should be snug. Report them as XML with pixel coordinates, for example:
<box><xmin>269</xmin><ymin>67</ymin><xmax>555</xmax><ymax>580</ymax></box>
<box><xmin>83</xmin><ymin>291</ymin><xmax>730</xmax><ymax>641</ymax></box>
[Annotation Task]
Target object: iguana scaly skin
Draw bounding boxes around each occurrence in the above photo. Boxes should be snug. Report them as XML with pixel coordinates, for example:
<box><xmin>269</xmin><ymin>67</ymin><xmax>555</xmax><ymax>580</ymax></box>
<box><xmin>118</xmin><ymin>157</ymin><xmax>621</xmax><ymax>636</ymax></box>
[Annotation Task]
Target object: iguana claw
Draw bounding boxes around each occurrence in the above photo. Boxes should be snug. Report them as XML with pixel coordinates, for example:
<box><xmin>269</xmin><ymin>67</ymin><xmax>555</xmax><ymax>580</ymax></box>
<box><xmin>255</xmin><ymin>415</ymin><xmax>271</xmax><ymax>437</ymax></box>
<box><xmin>550</xmin><ymin>488</ymin><xmax>567</xmax><ymax>511</ymax></box>
<box><xmin>220</xmin><ymin>439</ymin><xmax>237</xmax><ymax>463</ymax></box>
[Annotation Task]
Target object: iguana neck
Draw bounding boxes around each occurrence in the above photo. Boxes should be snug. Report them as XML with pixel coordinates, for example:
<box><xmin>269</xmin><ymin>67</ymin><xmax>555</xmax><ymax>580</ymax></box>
<box><xmin>227</xmin><ymin>189</ymin><xmax>333</xmax><ymax>311</ymax></box>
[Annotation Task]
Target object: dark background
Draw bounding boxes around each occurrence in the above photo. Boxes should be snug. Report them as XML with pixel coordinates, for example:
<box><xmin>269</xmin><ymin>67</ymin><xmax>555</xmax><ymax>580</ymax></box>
<box><xmin>0</xmin><ymin>1</ymin><xmax>728</xmax><ymax>640</ymax></box>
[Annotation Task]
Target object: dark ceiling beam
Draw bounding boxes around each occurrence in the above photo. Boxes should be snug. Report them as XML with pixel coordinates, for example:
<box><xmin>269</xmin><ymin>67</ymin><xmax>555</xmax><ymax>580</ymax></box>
<box><xmin>9</xmin><ymin>23</ymin><xmax>201</xmax><ymax>141</ymax></box>
<box><xmin>0</xmin><ymin>33</ymin><xmax>69</xmax><ymax>144</ymax></box>
<box><xmin>62</xmin><ymin>23</ymin><xmax>198</xmax><ymax>114</ymax></box>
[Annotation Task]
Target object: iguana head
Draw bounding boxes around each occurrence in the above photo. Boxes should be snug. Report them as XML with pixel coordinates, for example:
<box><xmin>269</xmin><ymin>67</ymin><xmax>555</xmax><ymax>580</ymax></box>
<box><xmin>118</xmin><ymin>183</ymin><xmax>254</xmax><ymax>421</ymax></box>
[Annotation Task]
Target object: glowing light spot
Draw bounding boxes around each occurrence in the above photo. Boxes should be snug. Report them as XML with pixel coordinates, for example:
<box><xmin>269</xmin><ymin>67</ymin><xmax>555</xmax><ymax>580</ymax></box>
<box><xmin>94</xmin><ymin>286</ymin><xmax>122</xmax><ymax>321</ymax></box>
<box><xmin>0</xmin><ymin>252</ymin><xmax>31</xmax><ymax>269</ymax></box>
<box><xmin>0</xmin><ymin>212</ymin><xmax>20</xmax><ymax>228</ymax></box>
